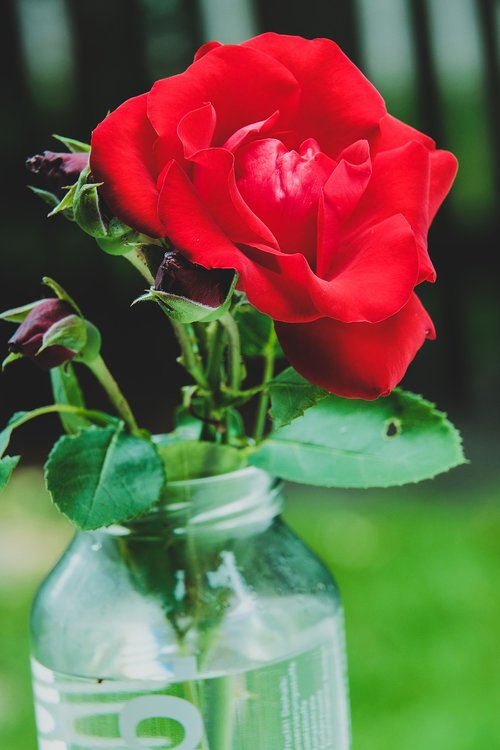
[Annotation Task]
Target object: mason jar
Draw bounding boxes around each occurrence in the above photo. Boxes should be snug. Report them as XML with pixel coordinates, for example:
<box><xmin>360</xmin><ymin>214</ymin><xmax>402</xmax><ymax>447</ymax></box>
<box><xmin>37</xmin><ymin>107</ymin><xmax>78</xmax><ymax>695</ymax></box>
<box><xmin>31</xmin><ymin>467</ymin><xmax>351</xmax><ymax>749</ymax></box>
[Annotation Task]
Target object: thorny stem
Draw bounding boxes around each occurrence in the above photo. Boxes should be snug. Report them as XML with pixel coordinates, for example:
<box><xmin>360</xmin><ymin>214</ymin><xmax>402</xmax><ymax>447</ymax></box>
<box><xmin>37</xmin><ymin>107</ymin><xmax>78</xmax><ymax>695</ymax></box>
<box><xmin>86</xmin><ymin>355</ymin><xmax>141</xmax><ymax>436</ymax></box>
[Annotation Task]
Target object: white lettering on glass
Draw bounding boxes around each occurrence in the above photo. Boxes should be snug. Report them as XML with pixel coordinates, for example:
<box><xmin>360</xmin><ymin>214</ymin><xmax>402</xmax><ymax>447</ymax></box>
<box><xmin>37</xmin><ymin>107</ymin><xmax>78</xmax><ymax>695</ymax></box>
<box><xmin>119</xmin><ymin>695</ymin><xmax>204</xmax><ymax>750</ymax></box>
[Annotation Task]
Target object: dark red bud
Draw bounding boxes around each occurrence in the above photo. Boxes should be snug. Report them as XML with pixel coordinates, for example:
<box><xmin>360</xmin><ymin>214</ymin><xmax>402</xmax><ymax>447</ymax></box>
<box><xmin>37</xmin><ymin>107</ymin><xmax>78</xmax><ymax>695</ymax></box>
<box><xmin>26</xmin><ymin>151</ymin><xmax>89</xmax><ymax>190</ymax></box>
<box><xmin>8</xmin><ymin>299</ymin><xmax>77</xmax><ymax>370</ymax></box>
<box><xmin>155</xmin><ymin>251</ymin><xmax>234</xmax><ymax>308</ymax></box>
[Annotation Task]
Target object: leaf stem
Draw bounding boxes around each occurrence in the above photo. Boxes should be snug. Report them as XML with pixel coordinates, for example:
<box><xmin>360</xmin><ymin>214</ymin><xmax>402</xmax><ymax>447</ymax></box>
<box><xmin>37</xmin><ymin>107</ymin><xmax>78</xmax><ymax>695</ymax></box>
<box><xmin>86</xmin><ymin>355</ymin><xmax>141</xmax><ymax>436</ymax></box>
<box><xmin>253</xmin><ymin>327</ymin><xmax>277</xmax><ymax>443</ymax></box>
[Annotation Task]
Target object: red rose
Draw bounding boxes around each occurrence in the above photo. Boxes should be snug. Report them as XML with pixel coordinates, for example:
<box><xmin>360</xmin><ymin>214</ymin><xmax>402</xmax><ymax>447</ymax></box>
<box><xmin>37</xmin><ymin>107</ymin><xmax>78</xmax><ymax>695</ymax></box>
<box><xmin>90</xmin><ymin>33</ymin><xmax>457</xmax><ymax>398</ymax></box>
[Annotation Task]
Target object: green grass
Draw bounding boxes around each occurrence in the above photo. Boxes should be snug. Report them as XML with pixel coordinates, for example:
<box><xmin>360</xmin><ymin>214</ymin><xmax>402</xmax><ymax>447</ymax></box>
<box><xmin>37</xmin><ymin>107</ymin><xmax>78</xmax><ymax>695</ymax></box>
<box><xmin>1</xmin><ymin>469</ymin><xmax>499</xmax><ymax>749</ymax></box>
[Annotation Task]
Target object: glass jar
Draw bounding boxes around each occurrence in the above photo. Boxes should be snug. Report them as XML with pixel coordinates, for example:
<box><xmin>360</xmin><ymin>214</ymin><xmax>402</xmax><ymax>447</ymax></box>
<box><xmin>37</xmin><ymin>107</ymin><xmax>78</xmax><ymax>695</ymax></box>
<box><xmin>31</xmin><ymin>467</ymin><xmax>351</xmax><ymax>749</ymax></box>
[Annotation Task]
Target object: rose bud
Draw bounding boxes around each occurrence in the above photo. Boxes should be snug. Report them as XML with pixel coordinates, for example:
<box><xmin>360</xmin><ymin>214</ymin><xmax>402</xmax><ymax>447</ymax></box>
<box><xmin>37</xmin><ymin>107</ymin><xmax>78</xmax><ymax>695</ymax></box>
<box><xmin>155</xmin><ymin>250</ymin><xmax>234</xmax><ymax>308</ymax></box>
<box><xmin>7</xmin><ymin>299</ymin><xmax>80</xmax><ymax>370</ymax></box>
<box><xmin>133</xmin><ymin>249</ymin><xmax>236</xmax><ymax>324</ymax></box>
<box><xmin>26</xmin><ymin>151</ymin><xmax>89</xmax><ymax>190</ymax></box>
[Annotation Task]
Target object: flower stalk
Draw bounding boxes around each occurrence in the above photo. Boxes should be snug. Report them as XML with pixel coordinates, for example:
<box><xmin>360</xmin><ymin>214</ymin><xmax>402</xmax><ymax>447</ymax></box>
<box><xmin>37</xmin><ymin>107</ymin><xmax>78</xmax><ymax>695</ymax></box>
<box><xmin>253</xmin><ymin>327</ymin><xmax>277</xmax><ymax>443</ymax></box>
<box><xmin>86</xmin><ymin>354</ymin><xmax>141</xmax><ymax>436</ymax></box>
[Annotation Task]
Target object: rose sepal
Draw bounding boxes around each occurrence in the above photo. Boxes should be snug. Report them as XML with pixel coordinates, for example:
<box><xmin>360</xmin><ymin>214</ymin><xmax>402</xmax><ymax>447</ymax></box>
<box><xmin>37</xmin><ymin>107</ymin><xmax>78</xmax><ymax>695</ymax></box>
<box><xmin>72</xmin><ymin>166</ymin><xmax>107</xmax><ymax>237</ymax></box>
<box><xmin>51</xmin><ymin>134</ymin><xmax>90</xmax><ymax>153</ymax></box>
<box><xmin>28</xmin><ymin>185</ymin><xmax>60</xmax><ymax>209</ymax></box>
<box><xmin>47</xmin><ymin>182</ymin><xmax>78</xmax><ymax>219</ymax></box>
<box><xmin>0</xmin><ymin>300</ymin><xmax>47</xmax><ymax>323</ymax></box>
<box><xmin>37</xmin><ymin>314</ymin><xmax>88</xmax><ymax>356</ymax></box>
<box><xmin>134</xmin><ymin>272</ymin><xmax>238</xmax><ymax>324</ymax></box>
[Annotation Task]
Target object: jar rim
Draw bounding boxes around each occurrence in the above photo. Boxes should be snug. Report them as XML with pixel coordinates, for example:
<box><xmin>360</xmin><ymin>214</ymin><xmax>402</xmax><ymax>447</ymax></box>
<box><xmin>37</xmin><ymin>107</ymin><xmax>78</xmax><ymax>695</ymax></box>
<box><xmin>166</xmin><ymin>464</ymin><xmax>273</xmax><ymax>489</ymax></box>
<box><xmin>103</xmin><ymin>466</ymin><xmax>283</xmax><ymax>537</ymax></box>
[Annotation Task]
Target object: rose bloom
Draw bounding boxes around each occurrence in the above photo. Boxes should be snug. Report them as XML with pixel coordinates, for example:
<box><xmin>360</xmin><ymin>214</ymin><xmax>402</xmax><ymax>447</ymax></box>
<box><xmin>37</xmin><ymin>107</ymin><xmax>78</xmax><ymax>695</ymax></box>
<box><xmin>91</xmin><ymin>33</ymin><xmax>457</xmax><ymax>399</ymax></box>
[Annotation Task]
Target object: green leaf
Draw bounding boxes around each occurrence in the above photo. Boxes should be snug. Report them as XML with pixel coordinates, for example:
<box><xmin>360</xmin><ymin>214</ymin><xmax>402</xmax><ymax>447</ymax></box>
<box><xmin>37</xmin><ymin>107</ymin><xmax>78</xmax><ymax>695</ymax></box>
<box><xmin>39</xmin><ymin>314</ymin><xmax>87</xmax><ymax>353</ymax></box>
<box><xmin>234</xmin><ymin>304</ymin><xmax>283</xmax><ymax>358</ymax></box>
<box><xmin>45</xmin><ymin>424</ymin><xmax>166</xmax><ymax>529</ymax></box>
<box><xmin>28</xmin><ymin>185</ymin><xmax>60</xmax><ymax>208</ymax></box>
<box><xmin>50</xmin><ymin>364</ymin><xmax>90</xmax><ymax>434</ymax></box>
<box><xmin>0</xmin><ymin>455</ymin><xmax>20</xmax><ymax>491</ymax></box>
<box><xmin>52</xmin><ymin>134</ymin><xmax>91</xmax><ymax>153</ymax></box>
<box><xmin>249</xmin><ymin>390</ymin><xmax>466</xmax><ymax>488</ymax></box>
<box><xmin>0</xmin><ymin>300</ymin><xmax>46</xmax><ymax>323</ymax></box>
<box><xmin>269</xmin><ymin>367</ymin><xmax>327</xmax><ymax>428</ymax></box>
<box><xmin>157</xmin><ymin>441</ymin><xmax>246</xmax><ymax>481</ymax></box>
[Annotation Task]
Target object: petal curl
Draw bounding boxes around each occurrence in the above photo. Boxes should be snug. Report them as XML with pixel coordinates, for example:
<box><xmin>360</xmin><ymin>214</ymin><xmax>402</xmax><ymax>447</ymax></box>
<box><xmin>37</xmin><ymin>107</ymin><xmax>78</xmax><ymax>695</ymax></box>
<box><xmin>275</xmin><ymin>293</ymin><xmax>436</xmax><ymax>399</ymax></box>
<box><xmin>90</xmin><ymin>94</ymin><xmax>162</xmax><ymax>236</ymax></box>
<box><xmin>243</xmin><ymin>33</ymin><xmax>386</xmax><ymax>156</ymax></box>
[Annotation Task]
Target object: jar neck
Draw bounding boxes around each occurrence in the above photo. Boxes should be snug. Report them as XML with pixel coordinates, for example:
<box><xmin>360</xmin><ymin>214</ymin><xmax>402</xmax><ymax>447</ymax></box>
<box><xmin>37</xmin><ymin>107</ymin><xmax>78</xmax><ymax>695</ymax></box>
<box><xmin>102</xmin><ymin>467</ymin><xmax>284</xmax><ymax>540</ymax></box>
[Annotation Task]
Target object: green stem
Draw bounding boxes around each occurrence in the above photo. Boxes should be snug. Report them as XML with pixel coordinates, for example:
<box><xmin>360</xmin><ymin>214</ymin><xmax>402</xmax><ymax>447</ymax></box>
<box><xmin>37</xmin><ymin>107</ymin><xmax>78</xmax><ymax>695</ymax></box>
<box><xmin>253</xmin><ymin>328</ymin><xmax>277</xmax><ymax>443</ymax></box>
<box><xmin>86</xmin><ymin>355</ymin><xmax>141</xmax><ymax>435</ymax></box>
<box><xmin>1</xmin><ymin>404</ymin><xmax>116</xmax><ymax>457</ymax></box>
<box><xmin>205</xmin><ymin>322</ymin><xmax>227</xmax><ymax>391</ymax></box>
<box><xmin>169</xmin><ymin>319</ymin><xmax>208</xmax><ymax>388</ymax></box>
<box><xmin>200</xmin><ymin>322</ymin><xmax>228</xmax><ymax>442</ymax></box>
<box><xmin>219</xmin><ymin>312</ymin><xmax>242</xmax><ymax>392</ymax></box>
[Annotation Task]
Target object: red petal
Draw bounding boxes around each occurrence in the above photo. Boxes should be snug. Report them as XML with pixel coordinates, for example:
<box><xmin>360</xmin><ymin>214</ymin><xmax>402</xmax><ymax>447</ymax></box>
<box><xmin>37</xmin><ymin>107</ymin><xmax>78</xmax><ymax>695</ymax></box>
<box><xmin>90</xmin><ymin>94</ymin><xmax>162</xmax><ymax>236</ymax></box>
<box><xmin>177</xmin><ymin>102</ymin><xmax>216</xmax><ymax>159</ymax></box>
<box><xmin>191</xmin><ymin>147</ymin><xmax>278</xmax><ymax>248</ymax></box>
<box><xmin>223</xmin><ymin>110</ymin><xmax>280</xmax><ymax>152</ymax></box>
<box><xmin>235</xmin><ymin>137</ymin><xmax>335</xmax><ymax>259</ymax></box>
<box><xmin>158</xmin><ymin>160</ymin><xmax>321</xmax><ymax>321</ymax></box>
<box><xmin>148</xmin><ymin>44</ymin><xmax>299</xmax><ymax>162</ymax></box>
<box><xmin>343</xmin><ymin>141</ymin><xmax>435</xmax><ymax>283</ymax></box>
<box><xmin>243</xmin><ymin>33</ymin><xmax>386</xmax><ymax>156</ymax></box>
<box><xmin>193</xmin><ymin>40</ymin><xmax>223</xmax><ymax>62</ymax></box>
<box><xmin>317</xmin><ymin>140</ymin><xmax>372</xmax><ymax>278</ymax></box>
<box><xmin>371</xmin><ymin>113</ymin><xmax>435</xmax><ymax>153</ymax></box>
<box><xmin>275</xmin><ymin>293</ymin><xmax>436</xmax><ymax>399</ymax></box>
<box><xmin>317</xmin><ymin>214</ymin><xmax>419</xmax><ymax>323</ymax></box>
<box><xmin>429</xmin><ymin>149</ymin><xmax>458</xmax><ymax>222</ymax></box>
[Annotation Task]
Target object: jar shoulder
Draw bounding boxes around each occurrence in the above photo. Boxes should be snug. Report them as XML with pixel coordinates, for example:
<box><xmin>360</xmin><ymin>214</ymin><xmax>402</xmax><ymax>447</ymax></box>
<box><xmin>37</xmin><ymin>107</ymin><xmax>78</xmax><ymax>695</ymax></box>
<box><xmin>31</xmin><ymin>518</ymin><xmax>342</xmax><ymax>678</ymax></box>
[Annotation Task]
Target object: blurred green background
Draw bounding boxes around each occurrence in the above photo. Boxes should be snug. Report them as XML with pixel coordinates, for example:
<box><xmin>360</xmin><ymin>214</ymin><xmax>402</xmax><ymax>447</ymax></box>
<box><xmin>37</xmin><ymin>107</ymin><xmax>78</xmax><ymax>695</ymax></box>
<box><xmin>1</xmin><ymin>0</ymin><xmax>499</xmax><ymax>748</ymax></box>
